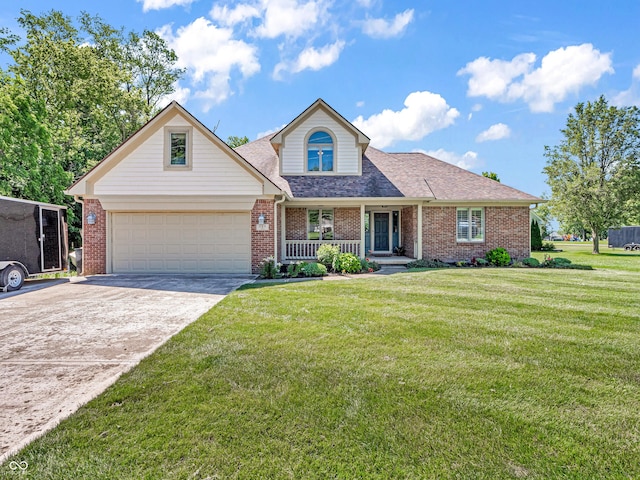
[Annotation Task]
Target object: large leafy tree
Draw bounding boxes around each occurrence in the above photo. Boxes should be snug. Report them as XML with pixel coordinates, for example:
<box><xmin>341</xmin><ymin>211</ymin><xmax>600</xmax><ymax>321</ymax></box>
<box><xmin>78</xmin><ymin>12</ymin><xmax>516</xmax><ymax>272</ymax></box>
<box><xmin>1</xmin><ymin>9</ymin><xmax>183</xmax><ymax>243</ymax></box>
<box><xmin>543</xmin><ymin>96</ymin><xmax>640</xmax><ymax>253</ymax></box>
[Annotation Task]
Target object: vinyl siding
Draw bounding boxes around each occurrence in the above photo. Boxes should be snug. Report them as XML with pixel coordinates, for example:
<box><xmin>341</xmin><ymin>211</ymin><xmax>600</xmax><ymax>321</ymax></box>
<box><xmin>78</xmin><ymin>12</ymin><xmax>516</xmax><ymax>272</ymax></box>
<box><xmin>95</xmin><ymin>115</ymin><xmax>263</xmax><ymax>196</ymax></box>
<box><xmin>281</xmin><ymin>110</ymin><xmax>360</xmax><ymax>174</ymax></box>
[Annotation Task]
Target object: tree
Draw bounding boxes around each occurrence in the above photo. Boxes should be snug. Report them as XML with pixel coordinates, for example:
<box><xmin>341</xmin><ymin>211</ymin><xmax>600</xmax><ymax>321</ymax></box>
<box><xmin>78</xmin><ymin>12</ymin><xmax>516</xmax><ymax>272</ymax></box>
<box><xmin>227</xmin><ymin>135</ymin><xmax>249</xmax><ymax>148</ymax></box>
<box><xmin>482</xmin><ymin>171</ymin><xmax>500</xmax><ymax>182</ymax></box>
<box><xmin>543</xmin><ymin>96</ymin><xmax>640</xmax><ymax>254</ymax></box>
<box><xmin>530</xmin><ymin>219</ymin><xmax>543</xmax><ymax>251</ymax></box>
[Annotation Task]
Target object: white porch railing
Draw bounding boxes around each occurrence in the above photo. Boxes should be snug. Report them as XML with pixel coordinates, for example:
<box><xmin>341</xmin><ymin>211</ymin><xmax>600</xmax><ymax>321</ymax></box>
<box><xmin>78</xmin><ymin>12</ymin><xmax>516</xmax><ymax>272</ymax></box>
<box><xmin>285</xmin><ymin>240</ymin><xmax>362</xmax><ymax>260</ymax></box>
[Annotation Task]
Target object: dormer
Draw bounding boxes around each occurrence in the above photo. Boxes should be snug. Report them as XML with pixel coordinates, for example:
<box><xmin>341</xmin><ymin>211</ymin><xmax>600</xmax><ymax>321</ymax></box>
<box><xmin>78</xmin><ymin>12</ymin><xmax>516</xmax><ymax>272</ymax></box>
<box><xmin>270</xmin><ymin>99</ymin><xmax>370</xmax><ymax>176</ymax></box>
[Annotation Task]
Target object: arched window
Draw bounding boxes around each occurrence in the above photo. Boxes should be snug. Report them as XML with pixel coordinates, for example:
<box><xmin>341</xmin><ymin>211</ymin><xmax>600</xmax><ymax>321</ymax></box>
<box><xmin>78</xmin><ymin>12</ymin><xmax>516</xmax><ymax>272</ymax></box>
<box><xmin>307</xmin><ymin>130</ymin><xmax>334</xmax><ymax>172</ymax></box>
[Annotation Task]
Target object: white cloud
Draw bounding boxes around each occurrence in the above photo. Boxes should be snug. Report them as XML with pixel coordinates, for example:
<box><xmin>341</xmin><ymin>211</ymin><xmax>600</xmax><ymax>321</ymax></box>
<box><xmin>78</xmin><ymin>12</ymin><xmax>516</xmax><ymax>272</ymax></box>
<box><xmin>352</xmin><ymin>91</ymin><xmax>459</xmax><ymax>149</ymax></box>
<box><xmin>273</xmin><ymin>40</ymin><xmax>345</xmax><ymax>79</ymax></box>
<box><xmin>356</xmin><ymin>100</ymin><xmax>365</xmax><ymax>107</ymax></box>
<box><xmin>210</xmin><ymin>3</ymin><xmax>262</xmax><ymax>27</ymax></box>
<box><xmin>158</xmin><ymin>18</ymin><xmax>260</xmax><ymax>110</ymax></box>
<box><xmin>362</xmin><ymin>9</ymin><xmax>414</xmax><ymax>39</ymax></box>
<box><xmin>634</xmin><ymin>64</ymin><xmax>640</xmax><ymax>80</ymax></box>
<box><xmin>476</xmin><ymin>123</ymin><xmax>511</xmax><ymax>142</ymax></box>
<box><xmin>458</xmin><ymin>44</ymin><xmax>614</xmax><ymax>112</ymax></box>
<box><xmin>256</xmin><ymin>123</ymin><xmax>287</xmax><ymax>139</ymax></box>
<box><xmin>418</xmin><ymin>148</ymin><xmax>481</xmax><ymax>170</ymax></box>
<box><xmin>613</xmin><ymin>63</ymin><xmax>640</xmax><ymax>107</ymax></box>
<box><xmin>255</xmin><ymin>0</ymin><xmax>324</xmax><ymax>39</ymax></box>
<box><xmin>137</xmin><ymin>0</ymin><xmax>194</xmax><ymax>12</ymax></box>
<box><xmin>356</xmin><ymin>0</ymin><xmax>375</xmax><ymax>7</ymax></box>
<box><xmin>157</xmin><ymin>83</ymin><xmax>191</xmax><ymax>109</ymax></box>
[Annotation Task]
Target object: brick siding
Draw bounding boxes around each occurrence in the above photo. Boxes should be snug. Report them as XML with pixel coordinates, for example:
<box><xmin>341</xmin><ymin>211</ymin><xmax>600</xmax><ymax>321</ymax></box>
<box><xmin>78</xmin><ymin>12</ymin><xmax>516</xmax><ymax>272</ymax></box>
<box><xmin>251</xmin><ymin>199</ymin><xmax>276</xmax><ymax>273</ymax></box>
<box><xmin>334</xmin><ymin>208</ymin><xmax>360</xmax><ymax>240</ymax></box>
<box><xmin>82</xmin><ymin>199</ymin><xmax>107</xmax><ymax>275</ymax></box>
<box><xmin>401</xmin><ymin>206</ymin><xmax>417</xmax><ymax>258</ymax></box>
<box><xmin>423</xmin><ymin>206</ymin><xmax>530</xmax><ymax>262</ymax></box>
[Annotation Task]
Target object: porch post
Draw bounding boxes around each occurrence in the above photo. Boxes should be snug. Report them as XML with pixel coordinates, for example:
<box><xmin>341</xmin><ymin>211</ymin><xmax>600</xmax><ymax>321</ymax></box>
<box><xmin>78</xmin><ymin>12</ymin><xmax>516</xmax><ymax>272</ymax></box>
<box><xmin>417</xmin><ymin>203</ymin><xmax>423</xmax><ymax>259</ymax></box>
<box><xmin>360</xmin><ymin>203</ymin><xmax>366</xmax><ymax>259</ymax></box>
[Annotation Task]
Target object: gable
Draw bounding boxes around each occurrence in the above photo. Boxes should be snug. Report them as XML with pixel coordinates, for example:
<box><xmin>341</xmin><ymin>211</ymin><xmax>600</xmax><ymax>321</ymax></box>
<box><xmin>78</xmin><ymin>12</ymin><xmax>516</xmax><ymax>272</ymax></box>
<box><xmin>67</xmin><ymin>102</ymin><xmax>282</xmax><ymax>198</ymax></box>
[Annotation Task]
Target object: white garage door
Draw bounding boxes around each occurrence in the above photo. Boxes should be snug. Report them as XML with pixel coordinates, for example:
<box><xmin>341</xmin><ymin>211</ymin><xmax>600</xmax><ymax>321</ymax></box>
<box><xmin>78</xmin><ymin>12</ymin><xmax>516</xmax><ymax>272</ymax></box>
<box><xmin>111</xmin><ymin>213</ymin><xmax>251</xmax><ymax>273</ymax></box>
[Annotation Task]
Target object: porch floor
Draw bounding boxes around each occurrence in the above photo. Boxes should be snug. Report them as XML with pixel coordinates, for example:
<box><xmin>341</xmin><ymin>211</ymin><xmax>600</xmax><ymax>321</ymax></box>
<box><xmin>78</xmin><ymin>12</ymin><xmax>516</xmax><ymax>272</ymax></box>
<box><xmin>366</xmin><ymin>255</ymin><xmax>415</xmax><ymax>265</ymax></box>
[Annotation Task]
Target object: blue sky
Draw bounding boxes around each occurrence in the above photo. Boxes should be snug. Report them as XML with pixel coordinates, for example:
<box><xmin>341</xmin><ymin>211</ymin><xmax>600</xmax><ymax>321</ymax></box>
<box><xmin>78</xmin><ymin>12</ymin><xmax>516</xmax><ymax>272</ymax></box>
<box><xmin>1</xmin><ymin>1</ymin><xmax>639</xmax><ymax>197</ymax></box>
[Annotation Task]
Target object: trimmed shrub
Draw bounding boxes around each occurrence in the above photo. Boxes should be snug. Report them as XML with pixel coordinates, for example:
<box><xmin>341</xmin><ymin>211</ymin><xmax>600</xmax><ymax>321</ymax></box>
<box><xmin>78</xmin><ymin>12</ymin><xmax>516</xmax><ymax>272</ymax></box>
<box><xmin>360</xmin><ymin>258</ymin><xmax>381</xmax><ymax>272</ymax></box>
<box><xmin>317</xmin><ymin>244</ymin><xmax>340</xmax><ymax>268</ymax></box>
<box><xmin>485</xmin><ymin>247</ymin><xmax>511</xmax><ymax>266</ymax></box>
<box><xmin>334</xmin><ymin>253</ymin><xmax>362</xmax><ymax>274</ymax></box>
<box><xmin>522</xmin><ymin>257</ymin><xmax>540</xmax><ymax>267</ymax></box>
<box><xmin>531</xmin><ymin>219</ymin><xmax>543</xmax><ymax>251</ymax></box>
<box><xmin>301</xmin><ymin>262</ymin><xmax>327</xmax><ymax>277</ymax></box>
<box><xmin>406</xmin><ymin>259</ymin><xmax>450</xmax><ymax>269</ymax></box>
<box><xmin>287</xmin><ymin>261</ymin><xmax>307</xmax><ymax>278</ymax></box>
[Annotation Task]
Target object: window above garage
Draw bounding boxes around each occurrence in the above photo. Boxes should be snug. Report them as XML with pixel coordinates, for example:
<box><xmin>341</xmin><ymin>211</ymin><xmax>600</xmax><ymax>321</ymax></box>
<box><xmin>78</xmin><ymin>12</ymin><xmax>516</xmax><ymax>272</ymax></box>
<box><xmin>164</xmin><ymin>126</ymin><xmax>193</xmax><ymax>170</ymax></box>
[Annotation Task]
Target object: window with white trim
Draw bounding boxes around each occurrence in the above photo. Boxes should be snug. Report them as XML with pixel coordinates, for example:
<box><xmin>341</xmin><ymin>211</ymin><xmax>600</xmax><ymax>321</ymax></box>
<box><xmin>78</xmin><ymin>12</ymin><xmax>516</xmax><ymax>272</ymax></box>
<box><xmin>164</xmin><ymin>126</ymin><xmax>192</xmax><ymax>170</ymax></box>
<box><xmin>457</xmin><ymin>207</ymin><xmax>484</xmax><ymax>242</ymax></box>
<box><xmin>308</xmin><ymin>209</ymin><xmax>334</xmax><ymax>240</ymax></box>
<box><xmin>307</xmin><ymin>130</ymin><xmax>334</xmax><ymax>172</ymax></box>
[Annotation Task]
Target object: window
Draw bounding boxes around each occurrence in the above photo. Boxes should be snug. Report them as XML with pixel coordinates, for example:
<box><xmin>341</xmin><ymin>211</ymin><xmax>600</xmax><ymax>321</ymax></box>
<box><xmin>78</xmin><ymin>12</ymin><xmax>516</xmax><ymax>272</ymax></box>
<box><xmin>307</xmin><ymin>130</ymin><xmax>334</xmax><ymax>172</ymax></box>
<box><xmin>457</xmin><ymin>208</ymin><xmax>484</xmax><ymax>242</ymax></box>
<box><xmin>308</xmin><ymin>209</ymin><xmax>334</xmax><ymax>240</ymax></box>
<box><xmin>164</xmin><ymin>126</ymin><xmax>192</xmax><ymax>170</ymax></box>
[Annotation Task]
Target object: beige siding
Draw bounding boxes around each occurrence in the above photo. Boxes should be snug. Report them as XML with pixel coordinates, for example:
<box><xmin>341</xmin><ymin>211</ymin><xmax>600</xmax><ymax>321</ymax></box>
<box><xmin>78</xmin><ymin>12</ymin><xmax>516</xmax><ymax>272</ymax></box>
<box><xmin>281</xmin><ymin>110</ymin><xmax>360</xmax><ymax>174</ymax></box>
<box><xmin>95</xmin><ymin>115</ymin><xmax>263</xmax><ymax>196</ymax></box>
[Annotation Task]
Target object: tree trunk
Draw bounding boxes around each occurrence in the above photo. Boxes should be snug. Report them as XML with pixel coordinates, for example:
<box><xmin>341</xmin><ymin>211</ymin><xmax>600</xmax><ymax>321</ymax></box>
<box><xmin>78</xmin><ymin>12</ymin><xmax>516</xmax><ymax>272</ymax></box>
<box><xmin>592</xmin><ymin>229</ymin><xmax>600</xmax><ymax>254</ymax></box>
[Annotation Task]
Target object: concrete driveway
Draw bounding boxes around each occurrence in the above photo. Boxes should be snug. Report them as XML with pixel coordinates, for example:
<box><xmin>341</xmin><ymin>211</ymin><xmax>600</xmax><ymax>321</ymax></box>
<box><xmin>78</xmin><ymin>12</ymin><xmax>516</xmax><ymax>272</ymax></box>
<box><xmin>0</xmin><ymin>274</ymin><xmax>254</xmax><ymax>463</ymax></box>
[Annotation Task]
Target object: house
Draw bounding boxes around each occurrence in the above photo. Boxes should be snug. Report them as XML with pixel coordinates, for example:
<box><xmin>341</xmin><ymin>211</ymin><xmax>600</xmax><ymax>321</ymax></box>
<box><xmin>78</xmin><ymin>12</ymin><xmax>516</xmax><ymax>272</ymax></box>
<box><xmin>67</xmin><ymin>99</ymin><xmax>542</xmax><ymax>275</ymax></box>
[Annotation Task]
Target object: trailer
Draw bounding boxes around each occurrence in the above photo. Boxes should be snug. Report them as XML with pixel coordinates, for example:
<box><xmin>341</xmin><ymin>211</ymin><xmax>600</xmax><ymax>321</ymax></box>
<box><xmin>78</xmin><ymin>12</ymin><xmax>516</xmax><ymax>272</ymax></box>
<box><xmin>608</xmin><ymin>226</ymin><xmax>640</xmax><ymax>251</ymax></box>
<box><xmin>0</xmin><ymin>195</ymin><xmax>68</xmax><ymax>291</ymax></box>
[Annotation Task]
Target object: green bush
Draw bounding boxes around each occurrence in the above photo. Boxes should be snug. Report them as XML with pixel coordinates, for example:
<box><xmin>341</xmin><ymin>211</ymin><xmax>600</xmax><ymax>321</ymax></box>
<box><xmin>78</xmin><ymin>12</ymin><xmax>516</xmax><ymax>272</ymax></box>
<box><xmin>485</xmin><ymin>248</ymin><xmax>511</xmax><ymax>266</ymax></box>
<box><xmin>540</xmin><ymin>241</ymin><xmax>555</xmax><ymax>251</ymax></box>
<box><xmin>360</xmin><ymin>258</ymin><xmax>381</xmax><ymax>272</ymax></box>
<box><xmin>287</xmin><ymin>261</ymin><xmax>307</xmax><ymax>278</ymax></box>
<box><xmin>522</xmin><ymin>257</ymin><xmax>540</xmax><ymax>267</ymax></box>
<box><xmin>317</xmin><ymin>244</ymin><xmax>340</xmax><ymax>268</ymax></box>
<box><xmin>334</xmin><ymin>253</ymin><xmax>362</xmax><ymax>274</ymax></box>
<box><xmin>473</xmin><ymin>258</ymin><xmax>488</xmax><ymax>267</ymax></box>
<box><xmin>406</xmin><ymin>259</ymin><xmax>450</xmax><ymax>269</ymax></box>
<box><xmin>531</xmin><ymin>219</ymin><xmax>543</xmax><ymax>251</ymax></box>
<box><xmin>301</xmin><ymin>262</ymin><xmax>327</xmax><ymax>277</ymax></box>
<box><xmin>259</xmin><ymin>256</ymin><xmax>281</xmax><ymax>279</ymax></box>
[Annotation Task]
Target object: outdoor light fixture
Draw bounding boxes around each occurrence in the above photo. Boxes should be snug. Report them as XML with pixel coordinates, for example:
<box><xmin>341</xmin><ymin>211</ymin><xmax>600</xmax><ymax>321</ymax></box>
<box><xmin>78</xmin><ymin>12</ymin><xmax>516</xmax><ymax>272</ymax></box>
<box><xmin>86</xmin><ymin>212</ymin><xmax>97</xmax><ymax>225</ymax></box>
<box><xmin>258</xmin><ymin>213</ymin><xmax>265</xmax><ymax>225</ymax></box>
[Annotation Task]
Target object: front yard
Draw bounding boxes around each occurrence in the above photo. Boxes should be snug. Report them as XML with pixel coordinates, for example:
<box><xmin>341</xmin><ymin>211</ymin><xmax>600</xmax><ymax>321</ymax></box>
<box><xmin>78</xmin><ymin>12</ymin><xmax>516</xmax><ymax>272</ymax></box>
<box><xmin>4</xmin><ymin>245</ymin><xmax>640</xmax><ymax>479</ymax></box>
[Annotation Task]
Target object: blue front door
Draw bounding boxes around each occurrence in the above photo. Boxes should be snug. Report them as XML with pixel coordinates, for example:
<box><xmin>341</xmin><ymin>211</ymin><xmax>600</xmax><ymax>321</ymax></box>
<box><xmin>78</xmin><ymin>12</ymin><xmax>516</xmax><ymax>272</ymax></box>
<box><xmin>374</xmin><ymin>213</ymin><xmax>389</xmax><ymax>251</ymax></box>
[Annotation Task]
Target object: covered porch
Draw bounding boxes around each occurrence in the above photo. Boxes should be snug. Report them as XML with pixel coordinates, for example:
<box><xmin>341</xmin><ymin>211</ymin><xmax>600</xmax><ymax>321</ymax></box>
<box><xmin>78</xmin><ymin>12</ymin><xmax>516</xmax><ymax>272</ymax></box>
<box><xmin>280</xmin><ymin>201</ymin><xmax>425</xmax><ymax>263</ymax></box>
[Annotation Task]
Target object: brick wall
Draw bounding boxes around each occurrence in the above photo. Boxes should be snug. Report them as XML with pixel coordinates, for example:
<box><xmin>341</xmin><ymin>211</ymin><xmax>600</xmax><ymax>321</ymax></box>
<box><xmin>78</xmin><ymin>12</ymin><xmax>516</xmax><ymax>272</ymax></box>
<box><xmin>334</xmin><ymin>208</ymin><xmax>360</xmax><ymax>240</ymax></box>
<box><xmin>423</xmin><ymin>206</ymin><xmax>530</xmax><ymax>262</ymax></box>
<box><xmin>82</xmin><ymin>198</ymin><xmax>107</xmax><ymax>275</ymax></box>
<box><xmin>251</xmin><ymin>199</ymin><xmax>276</xmax><ymax>273</ymax></box>
<box><xmin>401</xmin><ymin>206</ymin><xmax>417</xmax><ymax>258</ymax></box>
<box><xmin>285</xmin><ymin>208</ymin><xmax>307</xmax><ymax>240</ymax></box>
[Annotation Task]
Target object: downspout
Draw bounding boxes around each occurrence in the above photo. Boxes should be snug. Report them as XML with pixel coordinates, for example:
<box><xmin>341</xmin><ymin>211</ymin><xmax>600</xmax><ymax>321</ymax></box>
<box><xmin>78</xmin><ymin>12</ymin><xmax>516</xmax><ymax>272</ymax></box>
<box><xmin>274</xmin><ymin>195</ymin><xmax>286</xmax><ymax>261</ymax></box>
<box><xmin>73</xmin><ymin>195</ymin><xmax>84</xmax><ymax>275</ymax></box>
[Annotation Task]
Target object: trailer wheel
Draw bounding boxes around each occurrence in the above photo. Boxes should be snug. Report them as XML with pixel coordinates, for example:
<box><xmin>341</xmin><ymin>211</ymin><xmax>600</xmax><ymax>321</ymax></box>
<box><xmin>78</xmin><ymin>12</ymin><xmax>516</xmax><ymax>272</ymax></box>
<box><xmin>1</xmin><ymin>265</ymin><xmax>25</xmax><ymax>291</ymax></box>
<box><xmin>624</xmin><ymin>245</ymin><xmax>632</xmax><ymax>251</ymax></box>
<box><xmin>635</xmin><ymin>245</ymin><xmax>640</xmax><ymax>251</ymax></box>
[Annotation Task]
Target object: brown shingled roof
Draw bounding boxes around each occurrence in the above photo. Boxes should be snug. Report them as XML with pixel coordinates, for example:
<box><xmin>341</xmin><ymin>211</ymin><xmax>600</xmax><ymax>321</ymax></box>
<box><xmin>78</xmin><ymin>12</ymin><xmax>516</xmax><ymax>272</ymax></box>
<box><xmin>235</xmin><ymin>138</ymin><xmax>541</xmax><ymax>203</ymax></box>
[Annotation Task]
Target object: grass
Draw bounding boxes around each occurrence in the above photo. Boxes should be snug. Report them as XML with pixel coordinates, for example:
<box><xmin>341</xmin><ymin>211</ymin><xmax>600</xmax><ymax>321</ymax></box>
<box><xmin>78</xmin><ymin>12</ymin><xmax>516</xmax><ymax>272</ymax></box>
<box><xmin>3</xmin><ymin>244</ymin><xmax>640</xmax><ymax>479</ymax></box>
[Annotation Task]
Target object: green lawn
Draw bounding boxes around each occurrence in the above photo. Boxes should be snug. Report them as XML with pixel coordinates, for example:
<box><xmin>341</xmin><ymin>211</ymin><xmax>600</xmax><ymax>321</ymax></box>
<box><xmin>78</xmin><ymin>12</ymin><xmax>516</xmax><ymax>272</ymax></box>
<box><xmin>4</xmin><ymin>245</ymin><xmax>640</xmax><ymax>479</ymax></box>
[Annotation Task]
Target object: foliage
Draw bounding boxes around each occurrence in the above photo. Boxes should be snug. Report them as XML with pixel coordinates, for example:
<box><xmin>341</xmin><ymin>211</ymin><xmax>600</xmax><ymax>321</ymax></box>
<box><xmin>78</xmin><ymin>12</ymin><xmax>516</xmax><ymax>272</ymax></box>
<box><xmin>472</xmin><ymin>257</ymin><xmax>488</xmax><ymax>267</ymax></box>
<box><xmin>531</xmin><ymin>219</ymin><xmax>543</xmax><ymax>251</ymax></box>
<box><xmin>259</xmin><ymin>256</ymin><xmax>281</xmax><ymax>279</ymax></box>
<box><xmin>406</xmin><ymin>258</ymin><xmax>451</xmax><ymax>269</ymax></box>
<box><xmin>485</xmin><ymin>247</ymin><xmax>511</xmax><ymax>266</ymax></box>
<box><xmin>301</xmin><ymin>262</ymin><xmax>327</xmax><ymax>277</ymax></box>
<box><xmin>521</xmin><ymin>257</ymin><xmax>541</xmax><ymax>267</ymax></box>
<box><xmin>540</xmin><ymin>241</ymin><xmax>556</xmax><ymax>251</ymax></box>
<box><xmin>316</xmin><ymin>244</ymin><xmax>340</xmax><ymax>268</ymax></box>
<box><xmin>287</xmin><ymin>261</ymin><xmax>307</xmax><ymax>278</ymax></box>
<box><xmin>543</xmin><ymin>96</ymin><xmax>640</xmax><ymax>254</ymax></box>
<box><xmin>532</xmin><ymin>198</ymin><xmax>553</xmax><ymax>238</ymax></box>
<box><xmin>360</xmin><ymin>258</ymin><xmax>381</xmax><ymax>273</ymax></box>
<box><xmin>1</xmin><ymin>10</ymin><xmax>184</xmax><ymax>245</ymax></box>
<box><xmin>393</xmin><ymin>245</ymin><xmax>405</xmax><ymax>256</ymax></box>
<box><xmin>333</xmin><ymin>253</ymin><xmax>362</xmax><ymax>274</ymax></box>
<box><xmin>481</xmin><ymin>171</ymin><xmax>500</xmax><ymax>182</ymax></box>
<box><xmin>227</xmin><ymin>135</ymin><xmax>250</xmax><ymax>148</ymax></box>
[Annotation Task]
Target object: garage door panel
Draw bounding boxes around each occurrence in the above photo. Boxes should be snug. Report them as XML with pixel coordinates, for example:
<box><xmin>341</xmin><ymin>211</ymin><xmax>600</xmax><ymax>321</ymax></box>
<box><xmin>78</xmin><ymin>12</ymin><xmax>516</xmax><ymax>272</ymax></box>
<box><xmin>111</xmin><ymin>213</ymin><xmax>251</xmax><ymax>274</ymax></box>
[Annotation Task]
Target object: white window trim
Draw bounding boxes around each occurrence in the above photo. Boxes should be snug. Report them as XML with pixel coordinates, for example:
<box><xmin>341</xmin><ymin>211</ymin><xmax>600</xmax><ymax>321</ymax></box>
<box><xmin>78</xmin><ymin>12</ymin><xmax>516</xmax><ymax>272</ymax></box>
<box><xmin>164</xmin><ymin>126</ymin><xmax>193</xmax><ymax>171</ymax></box>
<box><xmin>456</xmin><ymin>207</ymin><xmax>485</xmax><ymax>242</ymax></box>
<box><xmin>307</xmin><ymin>208</ymin><xmax>334</xmax><ymax>241</ymax></box>
<box><xmin>305</xmin><ymin>128</ymin><xmax>337</xmax><ymax>175</ymax></box>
